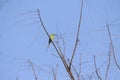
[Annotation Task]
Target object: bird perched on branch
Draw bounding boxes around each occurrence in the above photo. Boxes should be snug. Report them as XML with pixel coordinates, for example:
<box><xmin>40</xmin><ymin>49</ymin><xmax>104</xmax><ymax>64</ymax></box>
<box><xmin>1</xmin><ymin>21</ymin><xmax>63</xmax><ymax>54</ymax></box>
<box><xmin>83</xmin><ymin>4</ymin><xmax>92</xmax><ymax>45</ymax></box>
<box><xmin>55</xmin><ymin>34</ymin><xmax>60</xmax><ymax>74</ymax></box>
<box><xmin>48</xmin><ymin>33</ymin><xmax>56</xmax><ymax>48</ymax></box>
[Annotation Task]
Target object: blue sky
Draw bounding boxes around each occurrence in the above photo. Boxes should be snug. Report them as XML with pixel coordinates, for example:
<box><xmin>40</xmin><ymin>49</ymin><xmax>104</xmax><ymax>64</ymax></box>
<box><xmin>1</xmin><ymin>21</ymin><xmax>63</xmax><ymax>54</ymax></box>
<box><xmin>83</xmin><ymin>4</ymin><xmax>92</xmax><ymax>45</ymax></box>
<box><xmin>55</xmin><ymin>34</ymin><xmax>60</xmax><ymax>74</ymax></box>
<box><xmin>0</xmin><ymin>0</ymin><xmax>120</xmax><ymax>80</ymax></box>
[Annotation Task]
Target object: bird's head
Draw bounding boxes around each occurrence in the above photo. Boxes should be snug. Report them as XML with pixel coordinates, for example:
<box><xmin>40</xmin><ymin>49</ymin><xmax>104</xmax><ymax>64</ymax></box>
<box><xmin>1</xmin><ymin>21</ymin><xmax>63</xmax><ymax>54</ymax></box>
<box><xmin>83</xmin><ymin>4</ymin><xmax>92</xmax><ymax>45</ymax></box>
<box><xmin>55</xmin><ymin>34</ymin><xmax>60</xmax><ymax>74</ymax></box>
<box><xmin>50</xmin><ymin>33</ymin><xmax>57</xmax><ymax>37</ymax></box>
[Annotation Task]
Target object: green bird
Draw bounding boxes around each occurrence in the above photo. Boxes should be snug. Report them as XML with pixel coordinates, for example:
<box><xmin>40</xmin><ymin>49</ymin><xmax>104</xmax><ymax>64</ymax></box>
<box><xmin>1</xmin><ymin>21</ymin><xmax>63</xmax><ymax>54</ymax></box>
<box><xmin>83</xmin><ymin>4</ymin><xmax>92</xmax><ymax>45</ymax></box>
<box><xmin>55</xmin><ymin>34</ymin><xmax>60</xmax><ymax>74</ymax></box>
<box><xmin>48</xmin><ymin>33</ymin><xmax>56</xmax><ymax>47</ymax></box>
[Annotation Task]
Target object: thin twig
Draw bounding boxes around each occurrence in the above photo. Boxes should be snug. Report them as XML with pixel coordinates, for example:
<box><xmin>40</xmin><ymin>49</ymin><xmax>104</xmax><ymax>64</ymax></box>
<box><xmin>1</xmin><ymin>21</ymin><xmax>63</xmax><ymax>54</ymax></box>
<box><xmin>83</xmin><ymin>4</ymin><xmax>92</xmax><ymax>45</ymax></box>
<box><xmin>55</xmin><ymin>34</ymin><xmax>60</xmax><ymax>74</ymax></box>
<box><xmin>16</xmin><ymin>75</ymin><xmax>18</xmax><ymax>80</ymax></box>
<box><xmin>56</xmin><ymin>34</ymin><xmax>66</xmax><ymax>56</ymax></box>
<box><xmin>52</xmin><ymin>69</ymin><xmax>56</xmax><ymax>80</ymax></box>
<box><xmin>37</xmin><ymin>9</ymin><xmax>75</xmax><ymax>80</ymax></box>
<box><xmin>79</xmin><ymin>53</ymin><xmax>82</xmax><ymax>75</ymax></box>
<box><xmin>106</xmin><ymin>24</ymin><xmax>120</xmax><ymax>70</ymax></box>
<box><xmin>105</xmin><ymin>43</ymin><xmax>111</xmax><ymax>80</ymax></box>
<box><xmin>28</xmin><ymin>59</ymin><xmax>38</xmax><ymax>80</ymax></box>
<box><xmin>105</xmin><ymin>10</ymin><xmax>120</xmax><ymax>70</ymax></box>
<box><xmin>52</xmin><ymin>64</ymin><xmax>58</xmax><ymax>80</ymax></box>
<box><xmin>72</xmin><ymin>65</ymin><xmax>80</xmax><ymax>80</ymax></box>
<box><xmin>92</xmin><ymin>72</ymin><xmax>98</xmax><ymax>80</ymax></box>
<box><xmin>81</xmin><ymin>75</ymin><xmax>85</xmax><ymax>80</ymax></box>
<box><xmin>93</xmin><ymin>56</ymin><xmax>102</xmax><ymax>80</ymax></box>
<box><xmin>69</xmin><ymin>0</ymin><xmax>84</xmax><ymax>70</ymax></box>
<box><xmin>60</xmin><ymin>34</ymin><xmax>66</xmax><ymax>56</ymax></box>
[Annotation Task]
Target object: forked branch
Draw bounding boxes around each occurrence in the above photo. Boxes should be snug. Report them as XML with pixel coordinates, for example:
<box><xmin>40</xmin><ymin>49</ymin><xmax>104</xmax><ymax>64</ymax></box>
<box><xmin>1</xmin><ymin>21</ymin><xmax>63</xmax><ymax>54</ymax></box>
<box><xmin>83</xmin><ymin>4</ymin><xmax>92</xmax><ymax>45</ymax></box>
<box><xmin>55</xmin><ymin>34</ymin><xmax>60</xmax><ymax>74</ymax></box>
<box><xmin>93</xmin><ymin>56</ymin><xmax>102</xmax><ymax>80</ymax></box>
<box><xmin>106</xmin><ymin>24</ymin><xmax>120</xmax><ymax>70</ymax></box>
<box><xmin>28</xmin><ymin>59</ymin><xmax>38</xmax><ymax>80</ymax></box>
<box><xmin>37</xmin><ymin>9</ymin><xmax>75</xmax><ymax>80</ymax></box>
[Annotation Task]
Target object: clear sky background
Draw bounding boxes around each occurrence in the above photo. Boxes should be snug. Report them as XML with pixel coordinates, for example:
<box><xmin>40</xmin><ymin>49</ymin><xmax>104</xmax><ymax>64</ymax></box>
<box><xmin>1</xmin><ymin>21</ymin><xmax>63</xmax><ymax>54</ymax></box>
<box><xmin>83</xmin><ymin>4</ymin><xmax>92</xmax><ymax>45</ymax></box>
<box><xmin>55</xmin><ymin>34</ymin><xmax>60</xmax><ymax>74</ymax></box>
<box><xmin>0</xmin><ymin>0</ymin><xmax>120</xmax><ymax>80</ymax></box>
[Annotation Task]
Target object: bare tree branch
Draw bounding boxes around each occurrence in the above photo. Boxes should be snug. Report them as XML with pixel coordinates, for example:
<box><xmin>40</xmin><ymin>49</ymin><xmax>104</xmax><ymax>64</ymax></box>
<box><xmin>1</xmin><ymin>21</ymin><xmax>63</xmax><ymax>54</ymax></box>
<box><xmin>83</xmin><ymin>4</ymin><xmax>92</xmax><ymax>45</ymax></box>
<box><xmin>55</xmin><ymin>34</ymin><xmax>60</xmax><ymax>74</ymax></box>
<box><xmin>106</xmin><ymin>24</ymin><xmax>120</xmax><ymax>70</ymax></box>
<box><xmin>93</xmin><ymin>56</ymin><xmax>102</xmax><ymax>80</ymax></box>
<box><xmin>81</xmin><ymin>75</ymin><xmax>85</xmax><ymax>80</ymax></box>
<box><xmin>28</xmin><ymin>59</ymin><xmax>38</xmax><ymax>80</ymax></box>
<box><xmin>72</xmin><ymin>65</ymin><xmax>80</xmax><ymax>80</ymax></box>
<box><xmin>69</xmin><ymin>0</ymin><xmax>84</xmax><ymax>70</ymax></box>
<box><xmin>105</xmin><ymin>43</ymin><xmax>111</xmax><ymax>80</ymax></box>
<box><xmin>52</xmin><ymin>64</ymin><xmax>58</xmax><ymax>80</ymax></box>
<box><xmin>16</xmin><ymin>75</ymin><xmax>18</xmax><ymax>80</ymax></box>
<box><xmin>79</xmin><ymin>53</ymin><xmax>82</xmax><ymax>75</ymax></box>
<box><xmin>37</xmin><ymin>9</ymin><xmax>75</xmax><ymax>80</ymax></box>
